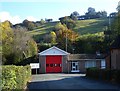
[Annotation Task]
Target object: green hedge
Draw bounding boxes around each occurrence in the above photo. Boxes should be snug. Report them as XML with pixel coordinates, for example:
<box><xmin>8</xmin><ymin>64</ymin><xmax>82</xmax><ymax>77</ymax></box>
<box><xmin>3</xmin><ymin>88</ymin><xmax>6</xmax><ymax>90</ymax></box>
<box><xmin>1</xmin><ymin>65</ymin><xmax>31</xmax><ymax>91</ymax></box>
<box><xmin>86</xmin><ymin>67</ymin><xmax>120</xmax><ymax>83</ymax></box>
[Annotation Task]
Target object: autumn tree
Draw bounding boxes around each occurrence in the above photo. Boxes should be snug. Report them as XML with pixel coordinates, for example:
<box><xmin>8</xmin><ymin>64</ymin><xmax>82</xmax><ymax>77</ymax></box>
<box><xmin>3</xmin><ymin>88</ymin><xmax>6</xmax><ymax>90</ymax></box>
<box><xmin>23</xmin><ymin>19</ymin><xmax>35</xmax><ymax>30</ymax></box>
<box><xmin>43</xmin><ymin>31</ymin><xmax>56</xmax><ymax>44</ymax></box>
<box><xmin>1</xmin><ymin>21</ymin><xmax>14</xmax><ymax>64</ymax></box>
<box><xmin>59</xmin><ymin>16</ymin><xmax>76</xmax><ymax>29</ymax></box>
<box><xmin>1</xmin><ymin>21</ymin><xmax>38</xmax><ymax>65</ymax></box>
<box><xmin>50</xmin><ymin>31</ymin><xmax>56</xmax><ymax>44</ymax></box>
<box><xmin>55</xmin><ymin>23</ymin><xmax>78</xmax><ymax>52</ymax></box>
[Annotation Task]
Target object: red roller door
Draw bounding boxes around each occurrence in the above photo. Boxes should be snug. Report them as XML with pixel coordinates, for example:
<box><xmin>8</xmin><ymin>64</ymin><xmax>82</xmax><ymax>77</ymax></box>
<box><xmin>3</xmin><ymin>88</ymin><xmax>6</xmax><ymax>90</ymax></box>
<box><xmin>46</xmin><ymin>56</ymin><xmax>62</xmax><ymax>73</ymax></box>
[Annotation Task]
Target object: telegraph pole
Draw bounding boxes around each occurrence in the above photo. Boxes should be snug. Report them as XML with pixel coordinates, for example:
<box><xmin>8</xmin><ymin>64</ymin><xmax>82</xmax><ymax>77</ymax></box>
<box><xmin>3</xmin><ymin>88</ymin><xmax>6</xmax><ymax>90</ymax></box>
<box><xmin>65</xmin><ymin>16</ymin><xmax>68</xmax><ymax>52</ymax></box>
<box><xmin>66</xmin><ymin>29</ymin><xmax>68</xmax><ymax>52</ymax></box>
<box><xmin>109</xmin><ymin>14</ymin><xmax>111</xmax><ymax>70</ymax></box>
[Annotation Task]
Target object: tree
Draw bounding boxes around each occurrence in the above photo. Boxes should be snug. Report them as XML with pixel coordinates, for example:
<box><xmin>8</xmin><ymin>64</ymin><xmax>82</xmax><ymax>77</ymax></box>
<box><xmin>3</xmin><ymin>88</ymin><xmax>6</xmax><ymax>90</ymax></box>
<box><xmin>85</xmin><ymin>7</ymin><xmax>97</xmax><ymax>19</ymax></box>
<box><xmin>101</xmin><ymin>11</ymin><xmax>107</xmax><ymax>17</ymax></box>
<box><xmin>50</xmin><ymin>31</ymin><xmax>56</xmax><ymax>44</ymax></box>
<box><xmin>1</xmin><ymin>21</ymin><xmax>14</xmax><ymax>64</ymax></box>
<box><xmin>70</xmin><ymin>11</ymin><xmax>79</xmax><ymax>20</ymax></box>
<box><xmin>23</xmin><ymin>19</ymin><xmax>35</xmax><ymax>30</ymax></box>
<box><xmin>55</xmin><ymin>22</ymin><xmax>65</xmax><ymax>31</ymax></box>
<box><xmin>111</xmin><ymin>3</ymin><xmax>120</xmax><ymax>37</ymax></box>
<box><xmin>43</xmin><ymin>31</ymin><xmax>56</xmax><ymax>44</ymax></box>
<box><xmin>87</xmin><ymin>7</ymin><xmax>96</xmax><ymax>15</ymax></box>
<box><xmin>1</xmin><ymin>21</ymin><xmax>38</xmax><ymax>65</ymax></box>
<box><xmin>12</xmin><ymin>28</ymin><xmax>37</xmax><ymax>64</ymax></box>
<box><xmin>117</xmin><ymin>1</ymin><xmax>120</xmax><ymax>12</ymax></box>
<box><xmin>96</xmin><ymin>11</ymin><xmax>107</xmax><ymax>18</ymax></box>
<box><xmin>55</xmin><ymin>23</ymin><xmax>78</xmax><ymax>52</ymax></box>
<box><xmin>43</xmin><ymin>34</ymin><xmax>52</xmax><ymax>43</ymax></box>
<box><xmin>40</xmin><ymin>19</ymin><xmax>46</xmax><ymax>24</ymax></box>
<box><xmin>59</xmin><ymin>16</ymin><xmax>76</xmax><ymax>29</ymax></box>
<box><xmin>74</xmin><ymin>32</ymin><xmax>105</xmax><ymax>54</ymax></box>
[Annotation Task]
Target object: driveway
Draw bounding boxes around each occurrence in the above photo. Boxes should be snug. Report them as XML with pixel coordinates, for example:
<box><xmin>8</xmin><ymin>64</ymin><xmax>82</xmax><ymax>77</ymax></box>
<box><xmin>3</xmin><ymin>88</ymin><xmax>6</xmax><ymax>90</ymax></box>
<box><xmin>28</xmin><ymin>73</ymin><xmax>120</xmax><ymax>90</ymax></box>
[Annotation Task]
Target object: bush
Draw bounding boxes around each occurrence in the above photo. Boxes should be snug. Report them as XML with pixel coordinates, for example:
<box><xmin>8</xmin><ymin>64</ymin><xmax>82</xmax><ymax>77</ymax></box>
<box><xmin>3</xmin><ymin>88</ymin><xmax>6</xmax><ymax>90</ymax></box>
<box><xmin>86</xmin><ymin>67</ymin><xmax>99</xmax><ymax>79</ymax></box>
<box><xmin>1</xmin><ymin>65</ymin><xmax>31</xmax><ymax>90</ymax></box>
<box><xmin>86</xmin><ymin>68</ymin><xmax>120</xmax><ymax>83</ymax></box>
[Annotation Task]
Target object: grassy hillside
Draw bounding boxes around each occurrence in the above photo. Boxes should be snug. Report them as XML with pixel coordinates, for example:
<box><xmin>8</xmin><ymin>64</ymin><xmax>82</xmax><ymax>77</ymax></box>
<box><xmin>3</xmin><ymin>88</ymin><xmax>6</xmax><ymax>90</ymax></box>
<box><xmin>27</xmin><ymin>18</ymin><xmax>110</xmax><ymax>42</ymax></box>
<box><xmin>27</xmin><ymin>21</ymin><xmax>58</xmax><ymax>42</ymax></box>
<box><xmin>28</xmin><ymin>21</ymin><xmax>58</xmax><ymax>35</ymax></box>
<box><xmin>74</xmin><ymin>18</ymin><xmax>109</xmax><ymax>34</ymax></box>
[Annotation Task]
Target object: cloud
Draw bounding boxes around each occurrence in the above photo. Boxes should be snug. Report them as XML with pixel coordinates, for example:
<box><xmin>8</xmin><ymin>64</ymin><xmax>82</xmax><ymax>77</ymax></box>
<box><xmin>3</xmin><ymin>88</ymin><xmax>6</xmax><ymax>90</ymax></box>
<box><xmin>26</xmin><ymin>16</ymin><xmax>38</xmax><ymax>21</ymax></box>
<box><xmin>0</xmin><ymin>11</ymin><xmax>22</xmax><ymax>24</ymax></box>
<box><xmin>0</xmin><ymin>11</ymin><xmax>38</xmax><ymax>24</ymax></box>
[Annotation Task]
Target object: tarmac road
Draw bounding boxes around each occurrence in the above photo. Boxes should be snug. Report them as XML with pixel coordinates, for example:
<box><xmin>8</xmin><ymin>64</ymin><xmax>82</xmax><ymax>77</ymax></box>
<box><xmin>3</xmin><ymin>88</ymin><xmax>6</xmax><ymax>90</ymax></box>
<box><xmin>28</xmin><ymin>73</ymin><xmax>120</xmax><ymax>91</ymax></box>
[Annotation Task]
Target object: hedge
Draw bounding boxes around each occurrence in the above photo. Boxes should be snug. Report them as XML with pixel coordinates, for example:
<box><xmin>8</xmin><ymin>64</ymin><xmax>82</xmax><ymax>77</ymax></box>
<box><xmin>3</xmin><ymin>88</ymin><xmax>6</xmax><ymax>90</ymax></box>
<box><xmin>86</xmin><ymin>67</ymin><xmax>120</xmax><ymax>83</ymax></box>
<box><xmin>1</xmin><ymin>65</ymin><xmax>31</xmax><ymax>91</ymax></box>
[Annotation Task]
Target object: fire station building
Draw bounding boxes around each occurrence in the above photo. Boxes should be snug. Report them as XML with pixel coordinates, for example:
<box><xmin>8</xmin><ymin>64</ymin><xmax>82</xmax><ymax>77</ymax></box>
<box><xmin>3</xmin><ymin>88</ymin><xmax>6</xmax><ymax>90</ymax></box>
<box><xmin>39</xmin><ymin>46</ymin><xmax>106</xmax><ymax>73</ymax></box>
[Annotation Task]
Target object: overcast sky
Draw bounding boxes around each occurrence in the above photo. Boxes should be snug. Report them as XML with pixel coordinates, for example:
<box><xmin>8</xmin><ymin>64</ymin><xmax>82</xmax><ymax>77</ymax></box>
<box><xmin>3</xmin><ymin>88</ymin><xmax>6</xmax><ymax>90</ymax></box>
<box><xmin>0</xmin><ymin>0</ymin><xmax>119</xmax><ymax>24</ymax></box>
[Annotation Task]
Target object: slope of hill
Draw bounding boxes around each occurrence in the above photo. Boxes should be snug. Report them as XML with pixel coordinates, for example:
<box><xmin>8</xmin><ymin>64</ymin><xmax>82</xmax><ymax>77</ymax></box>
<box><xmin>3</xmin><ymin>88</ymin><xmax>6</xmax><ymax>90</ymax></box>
<box><xmin>74</xmin><ymin>18</ymin><xmax>109</xmax><ymax>34</ymax></box>
<box><xmin>27</xmin><ymin>21</ymin><xmax>58</xmax><ymax>42</ymax></box>
<box><xmin>28</xmin><ymin>21</ymin><xmax>58</xmax><ymax>35</ymax></box>
<box><xmin>28</xmin><ymin>18</ymin><xmax>109</xmax><ymax>35</ymax></box>
<box><xmin>27</xmin><ymin>18</ymin><xmax>110</xmax><ymax>42</ymax></box>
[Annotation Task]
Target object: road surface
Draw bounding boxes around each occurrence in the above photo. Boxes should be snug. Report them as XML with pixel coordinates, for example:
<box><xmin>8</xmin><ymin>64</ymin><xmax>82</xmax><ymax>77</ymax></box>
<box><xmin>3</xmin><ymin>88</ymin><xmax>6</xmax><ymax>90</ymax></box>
<box><xmin>28</xmin><ymin>73</ymin><xmax>120</xmax><ymax>91</ymax></box>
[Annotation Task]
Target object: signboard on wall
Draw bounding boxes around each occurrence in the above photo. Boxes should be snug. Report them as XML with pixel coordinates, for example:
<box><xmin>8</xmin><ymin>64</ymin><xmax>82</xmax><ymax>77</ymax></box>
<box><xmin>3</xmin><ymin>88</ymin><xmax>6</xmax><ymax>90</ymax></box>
<box><xmin>30</xmin><ymin>63</ymin><xmax>39</xmax><ymax>69</ymax></box>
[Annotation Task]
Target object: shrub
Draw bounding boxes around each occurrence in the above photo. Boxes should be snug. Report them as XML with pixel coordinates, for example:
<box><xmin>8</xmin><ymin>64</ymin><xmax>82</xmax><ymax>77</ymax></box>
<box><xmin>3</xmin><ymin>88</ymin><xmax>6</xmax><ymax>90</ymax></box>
<box><xmin>86</xmin><ymin>68</ymin><xmax>120</xmax><ymax>83</ymax></box>
<box><xmin>2</xmin><ymin>66</ymin><xmax>17</xmax><ymax>90</ymax></box>
<box><xmin>86</xmin><ymin>67</ymin><xmax>99</xmax><ymax>79</ymax></box>
<box><xmin>1</xmin><ymin>65</ymin><xmax>31</xmax><ymax>90</ymax></box>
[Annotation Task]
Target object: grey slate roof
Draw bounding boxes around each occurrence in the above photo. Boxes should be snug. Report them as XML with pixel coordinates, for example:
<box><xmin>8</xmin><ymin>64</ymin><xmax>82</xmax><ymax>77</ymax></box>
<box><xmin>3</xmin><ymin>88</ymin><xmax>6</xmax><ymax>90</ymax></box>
<box><xmin>68</xmin><ymin>54</ymin><xmax>106</xmax><ymax>61</ymax></box>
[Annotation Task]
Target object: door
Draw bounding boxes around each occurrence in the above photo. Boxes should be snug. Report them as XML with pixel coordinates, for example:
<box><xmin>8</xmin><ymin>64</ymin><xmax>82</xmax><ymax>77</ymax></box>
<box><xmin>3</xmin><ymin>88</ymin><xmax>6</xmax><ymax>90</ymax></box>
<box><xmin>46</xmin><ymin>56</ymin><xmax>62</xmax><ymax>73</ymax></box>
<box><xmin>71</xmin><ymin>61</ymin><xmax>79</xmax><ymax>72</ymax></box>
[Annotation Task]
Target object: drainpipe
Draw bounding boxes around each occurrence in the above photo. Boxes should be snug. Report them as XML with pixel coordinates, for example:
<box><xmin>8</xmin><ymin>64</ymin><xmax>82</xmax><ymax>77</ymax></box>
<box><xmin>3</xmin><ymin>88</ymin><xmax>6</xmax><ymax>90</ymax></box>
<box><xmin>67</xmin><ymin>55</ymin><xmax>69</xmax><ymax>74</ymax></box>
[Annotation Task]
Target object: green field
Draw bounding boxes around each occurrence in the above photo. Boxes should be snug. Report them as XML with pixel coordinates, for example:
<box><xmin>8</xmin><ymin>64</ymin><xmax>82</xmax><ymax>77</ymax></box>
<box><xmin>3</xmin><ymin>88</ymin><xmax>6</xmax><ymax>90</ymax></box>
<box><xmin>28</xmin><ymin>18</ymin><xmax>110</xmax><ymax>40</ymax></box>
<box><xmin>74</xmin><ymin>18</ymin><xmax>109</xmax><ymax>34</ymax></box>
<box><xmin>28</xmin><ymin>21</ymin><xmax>58</xmax><ymax>35</ymax></box>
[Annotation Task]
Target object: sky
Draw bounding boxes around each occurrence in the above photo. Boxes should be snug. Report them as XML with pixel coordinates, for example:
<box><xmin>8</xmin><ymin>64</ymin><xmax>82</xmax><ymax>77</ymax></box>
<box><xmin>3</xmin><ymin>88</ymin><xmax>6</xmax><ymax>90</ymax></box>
<box><xmin>0</xmin><ymin>0</ymin><xmax>120</xmax><ymax>24</ymax></box>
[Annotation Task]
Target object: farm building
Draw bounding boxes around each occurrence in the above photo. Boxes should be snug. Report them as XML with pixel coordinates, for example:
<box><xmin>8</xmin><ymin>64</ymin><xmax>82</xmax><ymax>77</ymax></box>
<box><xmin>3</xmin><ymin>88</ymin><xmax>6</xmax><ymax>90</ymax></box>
<box><xmin>38</xmin><ymin>46</ymin><xmax>107</xmax><ymax>73</ymax></box>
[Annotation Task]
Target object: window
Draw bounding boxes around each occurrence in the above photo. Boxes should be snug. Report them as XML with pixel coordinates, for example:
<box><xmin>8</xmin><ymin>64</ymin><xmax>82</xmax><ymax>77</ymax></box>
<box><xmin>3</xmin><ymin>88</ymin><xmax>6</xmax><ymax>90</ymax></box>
<box><xmin>54</xmin><ymin>64</ymin><xmax>57</xmax><ymax>67</ymax></box>
<box><xmin>46</xmin><ymin>64</ymin><xmax>49</xmax><ymax>67</ymax></box>
<box><xmin>56</xmin><ymin>64</ymin><xmax>60</xmax><ymax>67</ymax></box>
<box><xmin>50</xmin><ymin>64</ymin><xmax>53</xmax><ymax>67</ymax></box>
<box><xmin>101</xmin><ymin>59</ymin><xmax>106</xmax><ymax>69</ymax></box>
<box><xmin>73</xmin><ymin>63</ymin><xmax>75</xmax><ymax>66</ymax></box>
<box><xmin>71</xmin><ymin>61</ymin><xmax>79</xmax><ymax>72</ymax></box>
<box><xmin>60</xmin><ymin>64</ymin><xmax>62</xmax><ymax>67</ymax></box>
<box><xmin>85</xmin><ymin>61</ymin><xmax>96</xmax><ymax>68</ymax></box>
